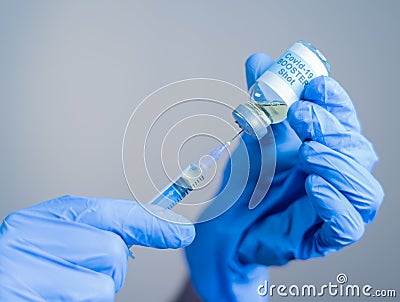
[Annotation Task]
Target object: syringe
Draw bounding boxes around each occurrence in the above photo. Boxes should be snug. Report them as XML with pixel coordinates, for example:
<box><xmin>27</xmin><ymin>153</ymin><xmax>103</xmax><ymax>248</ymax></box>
<box><xmin>150</xmin><ymin>130</ymin><xmax>243</xmax><ymax>209</ymax></box>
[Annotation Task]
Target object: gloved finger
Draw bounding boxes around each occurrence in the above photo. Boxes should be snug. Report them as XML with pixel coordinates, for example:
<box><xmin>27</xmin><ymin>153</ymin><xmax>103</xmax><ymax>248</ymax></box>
<box><xmin>303</xmin><ymin>76</ymin><xmax>361</xmax><ymax>133</ymax></box>
<box><xmin>26</xmin><ymin>195</ymin><xmax>195</xmax><ymax>249</ymax></box>
<box><xmin>1</xmin><ymin>239</ymin><xmax>116</xmax><ymax>300</ymax></box>
<box><xmin>245</xmin><ymin>52</ymin><xmax>274</xmax><ymax>89</ymax></box>
<box><xmin>288</xmin><ymin>100</ymin><xmax>378</xmax><ymax>170</ymax></box>
<box><xmin>300</xmin><ymin>141</ymin><xmax>384</xmax><ymax>224</ymax></box>
<box><xmin>237</xmin><ymin>195</ymin><xmax>320</xmax><ymax>266</ymax></box>
<box><xmin>305</xmin><ymin>174</ymin><xmax>365</xmax><ymax>252</ymax></box>
<box><xmin>2</xmin><ymin>210</ymin><xmax>128</xmax><ymax>291</ymax></box>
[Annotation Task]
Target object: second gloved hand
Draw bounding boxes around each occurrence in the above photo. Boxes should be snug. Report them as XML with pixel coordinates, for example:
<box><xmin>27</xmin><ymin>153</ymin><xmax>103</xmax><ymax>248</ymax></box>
<box><xmin>186</xmin><ymin>53</ymin><xmax>384</xmax><ymax>302</ymax></box>
<box><xmin>0</xmin><ymin>195</ymin><xmax>195</xmax><ymax>301</ymax></box>
<box><xmin>238</xmin><ymin>59</ymin><xmax>384</xmax><ymax>265</ymax></box>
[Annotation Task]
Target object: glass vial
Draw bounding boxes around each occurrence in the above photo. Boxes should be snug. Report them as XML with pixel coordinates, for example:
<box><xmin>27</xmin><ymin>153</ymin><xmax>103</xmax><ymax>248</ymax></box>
<box><xmin>232</xmin><ymin>40</ymin><xmax>331</xmax><ymax>138</ymax></box>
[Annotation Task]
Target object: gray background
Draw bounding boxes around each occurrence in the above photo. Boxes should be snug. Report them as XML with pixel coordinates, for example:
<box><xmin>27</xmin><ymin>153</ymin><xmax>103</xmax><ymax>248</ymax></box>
<box><xmin>0</xmin><ymin>1</ymin><xmax>399</xmax><ymax>301</ymax></box>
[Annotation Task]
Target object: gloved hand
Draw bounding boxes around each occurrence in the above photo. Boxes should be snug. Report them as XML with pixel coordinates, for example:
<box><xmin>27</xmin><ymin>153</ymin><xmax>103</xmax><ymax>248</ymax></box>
<box><xmin>0</xmin><ymin>195</ymin><xmax>195</xmax><ymax>301</ymax></box>
<box><xmin>186</xmin><ymin>53</ymin><xmax>384</xmax><ymax>301</ymax></box>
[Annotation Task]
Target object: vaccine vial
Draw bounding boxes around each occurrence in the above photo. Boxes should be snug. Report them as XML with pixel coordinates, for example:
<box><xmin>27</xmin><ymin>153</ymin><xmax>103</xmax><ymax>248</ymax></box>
<box><xmin>232</xmin><ymin>40</ymin><xmax>331</xmax><ymax>138</ymax></box>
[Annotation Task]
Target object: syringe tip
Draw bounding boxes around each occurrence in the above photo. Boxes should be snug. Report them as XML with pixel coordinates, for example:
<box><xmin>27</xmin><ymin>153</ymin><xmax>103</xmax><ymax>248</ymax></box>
<box><xmin>199</xmin><ymin>131</ymin><xmax>243</xmax><ymax>173</ymax></box>
<box><xmin>209</xmin><ymin>143</ymin><xmax>228</xmax><ymax>162</ymax></box>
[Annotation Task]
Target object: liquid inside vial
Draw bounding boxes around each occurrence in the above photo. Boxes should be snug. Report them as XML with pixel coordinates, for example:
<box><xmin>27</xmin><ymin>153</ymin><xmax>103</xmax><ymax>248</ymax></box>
<box><xmin>257</xmin><ymin>102</ymin><xmax>288</xmax><ymax>124</ymax></box>
<box><xmin>249</xmin><ymin>79</ymin><xmax>289</xmax><ymax>124</ymax></box>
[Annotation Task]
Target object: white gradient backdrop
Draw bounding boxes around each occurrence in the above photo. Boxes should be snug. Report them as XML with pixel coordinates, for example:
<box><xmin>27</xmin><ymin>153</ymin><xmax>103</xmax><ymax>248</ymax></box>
<box><xmin>0</xmin><ymin>1</ymin><xmax>399</xmax><ymax>301</ymax></box>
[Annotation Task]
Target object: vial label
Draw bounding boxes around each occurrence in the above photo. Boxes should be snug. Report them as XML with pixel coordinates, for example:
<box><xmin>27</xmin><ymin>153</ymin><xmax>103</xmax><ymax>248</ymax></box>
<box><xmin>268</xmin><ymin>51</ymin><xmax>320</xmax><ymax>98</ymax></box>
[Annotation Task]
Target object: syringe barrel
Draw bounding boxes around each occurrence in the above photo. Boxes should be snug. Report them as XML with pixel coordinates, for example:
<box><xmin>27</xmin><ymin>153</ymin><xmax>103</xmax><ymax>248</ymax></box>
<box><xmin>149</xmin><ymin>139</ymin><xmax>233</xmax><ymax>210</ymax></box>
<box><xmin>149</xmin><ymin>163</ymin><xmax>204</xmax><ymax>209</ymax></box>
<box><xmin>150</xmin><ymin>182</ymin><xmax>192</xmax><ymax>209</ymax></box>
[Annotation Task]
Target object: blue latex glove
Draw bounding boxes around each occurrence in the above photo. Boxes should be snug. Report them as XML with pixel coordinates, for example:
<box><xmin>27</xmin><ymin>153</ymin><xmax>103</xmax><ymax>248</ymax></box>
<box><xmin>186</xmin><ymin>53</ymin><xmax>384</xmax><ymax>301</ymax></box>
<box><xmin>0</xmin><ymin>195</ymin><xmax>195</xmax><ymax>301</ymax></box>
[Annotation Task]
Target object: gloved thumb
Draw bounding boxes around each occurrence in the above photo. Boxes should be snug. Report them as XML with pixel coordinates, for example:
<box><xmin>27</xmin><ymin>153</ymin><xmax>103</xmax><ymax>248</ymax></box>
<box><xmin>24</xmin><ymin>195</ymin><xmax>195</xmax><ymax>249</ymax></box>
<box><xmin>245</xmin><ymin>52</ymin><xmax>274</xmax><ymax>89</ymax></box>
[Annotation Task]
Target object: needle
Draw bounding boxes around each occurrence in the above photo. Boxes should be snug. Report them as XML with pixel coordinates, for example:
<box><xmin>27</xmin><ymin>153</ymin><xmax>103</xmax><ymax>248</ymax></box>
<box><xmin>227</xmin><ymin>129</ymin><xmax>244</xmax><ymax>146</ymax></box>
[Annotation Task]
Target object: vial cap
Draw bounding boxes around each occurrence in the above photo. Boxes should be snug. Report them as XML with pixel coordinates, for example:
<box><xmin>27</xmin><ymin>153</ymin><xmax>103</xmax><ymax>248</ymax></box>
<box><xmin>232</xmin><ymin>104</ymin><xmax>269</xmax><ymax>139</ymax></box>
